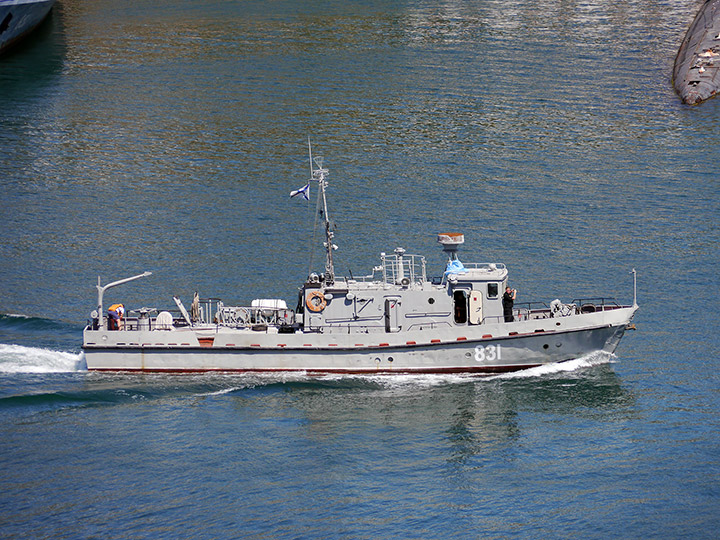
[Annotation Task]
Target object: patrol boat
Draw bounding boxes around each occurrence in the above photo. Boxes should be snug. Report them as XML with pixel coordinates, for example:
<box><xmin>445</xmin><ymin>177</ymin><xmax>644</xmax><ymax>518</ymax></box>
<box><xmin>82</xmin><ymin>153</ymin><xmax>638</xmax><ymax>375</ymax></box>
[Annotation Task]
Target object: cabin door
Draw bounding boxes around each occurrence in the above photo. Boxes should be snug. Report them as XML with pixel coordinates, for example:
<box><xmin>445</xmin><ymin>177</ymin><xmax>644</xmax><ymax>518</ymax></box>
<box><xmin>384</xmin><ymin>298</ymin><xmax>400</xmax><ymax>332</ymax></box>
<box><xmin>453</xmin><ymin>289</ymin><xmax>468</xmax><ymax>324</ymax></box>
<box><xmin>469</xmin><ymin>290</ymin><xmax>483</xmax><ymax>324</ymax></box>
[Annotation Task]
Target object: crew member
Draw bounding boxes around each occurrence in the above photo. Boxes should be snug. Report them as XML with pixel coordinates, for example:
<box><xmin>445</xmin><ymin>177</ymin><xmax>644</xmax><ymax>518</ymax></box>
<box><xmin>108</xmin><ymin>303</ymin><xmax>125</xmax><ymax>330</ymax></box>
<box><xmin>502</xmin><ymin>287</ymin><xmax>517</xmax><ymax>323</ymax></box>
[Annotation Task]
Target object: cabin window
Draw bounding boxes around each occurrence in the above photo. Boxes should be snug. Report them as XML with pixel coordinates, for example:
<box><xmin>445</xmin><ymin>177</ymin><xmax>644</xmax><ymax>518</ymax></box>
<box><xmin>453</xmin><ymin>290</ymin><xmax>468</xmax><ymax>324</ymax></box>
<box><xmin>488</xmin><ymin>283</ymin><xmax>499</xmax><ymax>299</ymax></box>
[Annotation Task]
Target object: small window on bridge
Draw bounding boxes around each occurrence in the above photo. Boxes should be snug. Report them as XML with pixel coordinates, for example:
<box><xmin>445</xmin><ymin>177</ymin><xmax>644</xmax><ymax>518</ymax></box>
<box><xmin>488</xmin><ymin>283</ymin><xmax>498</xmax><ymax>298</ymax></box>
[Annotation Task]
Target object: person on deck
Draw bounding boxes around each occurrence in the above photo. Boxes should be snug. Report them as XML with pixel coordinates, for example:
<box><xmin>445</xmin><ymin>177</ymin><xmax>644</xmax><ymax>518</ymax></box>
<box><xmin>502</xmin><ymin>287</ymin><xmax>517</xmax><ymax>323</ymax></box>
<box><xmin>107</xmin><ymin>303</ymin><xmax>125</xmax><ymax>330</ymax></box>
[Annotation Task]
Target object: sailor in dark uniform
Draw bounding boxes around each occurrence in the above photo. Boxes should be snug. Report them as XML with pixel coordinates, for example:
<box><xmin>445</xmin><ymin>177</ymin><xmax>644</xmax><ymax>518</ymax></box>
<box><xmin>502</xmin><ymin>287</ymin><xmax>516</xmax><ymax>323</ymax></box>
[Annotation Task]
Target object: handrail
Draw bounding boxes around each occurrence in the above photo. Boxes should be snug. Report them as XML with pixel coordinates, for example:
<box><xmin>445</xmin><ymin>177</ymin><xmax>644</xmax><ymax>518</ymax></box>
<box><xmin>460</xmin><ymin>262</ymin><xmax>507</xmax><ymax>270</ymax></box>
<box><xmin>378</xmin><ymin>251</ymin><xmax>427</xmax><ymax>285</ymax></box>
<box><xmin>570</xmin><ymin>297</ymin><xmax>620</xmax><ymax>308</ymax></box>
<box><xmin>517</xmin><ymin>301</ymin><xmax>550</xmax><ymax>311</ymax></box>
<box><xmin>217</xmin><ymin>304</ymin><xmax>294</xmax><ymax>328</ymax></box>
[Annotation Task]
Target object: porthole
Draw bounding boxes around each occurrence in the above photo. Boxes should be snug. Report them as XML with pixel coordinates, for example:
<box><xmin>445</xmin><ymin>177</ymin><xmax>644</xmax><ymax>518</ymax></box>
<box><xmin>428</xmin><ymin>298</ymin><xmax>435</xmax><ymax>304</ymax></box>
<box><xmin>543</xmin><ymin>344</ymin><xmax>549</xmax><ymax>350</ymax></box>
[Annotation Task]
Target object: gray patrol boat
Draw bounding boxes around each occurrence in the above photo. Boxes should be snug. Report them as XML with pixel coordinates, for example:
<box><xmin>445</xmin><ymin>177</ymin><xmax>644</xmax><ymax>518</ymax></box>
<box><xmin>83</xmin><ymin>152</ymin><xmax>638</xmax><ymax>375</ymax></box>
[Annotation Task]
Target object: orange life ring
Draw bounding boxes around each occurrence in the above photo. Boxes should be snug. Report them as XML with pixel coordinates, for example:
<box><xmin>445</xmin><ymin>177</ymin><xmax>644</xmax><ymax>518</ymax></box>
<box><xmin>306</xmin><ymin>291</ymin><xmax>327</xmax><ymax>312</ymax></box>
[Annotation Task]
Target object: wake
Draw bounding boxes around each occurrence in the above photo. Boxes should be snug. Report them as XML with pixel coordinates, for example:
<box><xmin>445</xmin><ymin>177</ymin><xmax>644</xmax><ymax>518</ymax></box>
<box><xmin>0</xmin><ymin>343</ymin><xmax>85</xmax><ymax>373</ymax></box>
<box><xmin>486</xmin><ymin>350</ymin><xmax>614</xmax><ymax>380</ymax></box>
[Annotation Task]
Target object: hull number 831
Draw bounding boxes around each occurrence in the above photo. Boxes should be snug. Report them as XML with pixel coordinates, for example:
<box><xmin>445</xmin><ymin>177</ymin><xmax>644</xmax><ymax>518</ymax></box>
<box><xmin>474</xmin><ymin>344</ymin><xmax>502</xmax><ymax>363</ymax></box>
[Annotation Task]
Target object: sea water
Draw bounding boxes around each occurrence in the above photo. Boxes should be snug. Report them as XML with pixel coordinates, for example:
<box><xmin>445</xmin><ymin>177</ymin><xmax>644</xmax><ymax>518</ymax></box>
<box><xmin>1</xmin><ymin>0</ymin><xmax>719</xmax><ymax>538</ymax></box>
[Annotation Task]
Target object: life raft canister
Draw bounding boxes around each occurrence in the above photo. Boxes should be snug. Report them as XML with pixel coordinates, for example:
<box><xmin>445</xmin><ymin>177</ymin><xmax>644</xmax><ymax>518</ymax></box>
<box><xmin>306</xmin><ymin>291</ymin><xmax>327</xmax><ymax>312</ymax></box>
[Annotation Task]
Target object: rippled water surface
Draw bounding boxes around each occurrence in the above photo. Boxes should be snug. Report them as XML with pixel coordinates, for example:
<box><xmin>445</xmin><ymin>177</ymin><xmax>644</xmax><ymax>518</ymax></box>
<box><xmin>1</xmin><ymin>0</ymin><xmax>719</xmax><ymax>538</ymax></box>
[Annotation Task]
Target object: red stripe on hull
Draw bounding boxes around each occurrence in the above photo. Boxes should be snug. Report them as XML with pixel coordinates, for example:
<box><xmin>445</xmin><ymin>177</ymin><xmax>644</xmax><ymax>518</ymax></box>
<box><xmin>87</xmin><ymin>363</ymin><xmax>545</xmax><ymax>376</ymax></box>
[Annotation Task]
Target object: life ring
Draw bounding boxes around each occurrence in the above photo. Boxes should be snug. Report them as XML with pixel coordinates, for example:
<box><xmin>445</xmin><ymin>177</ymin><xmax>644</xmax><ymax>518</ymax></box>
<box><xmin>306</xmin><ymin>291</ymin><xmax>327</xmax><ymax>312</ymax></box>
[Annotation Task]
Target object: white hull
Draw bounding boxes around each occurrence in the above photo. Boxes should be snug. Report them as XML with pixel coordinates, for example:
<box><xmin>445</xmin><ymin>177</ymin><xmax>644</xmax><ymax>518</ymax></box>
<box><xmin>83</xmin><ymin>306</ymin><xmax>636</xmax><ymax>375</ymax></box>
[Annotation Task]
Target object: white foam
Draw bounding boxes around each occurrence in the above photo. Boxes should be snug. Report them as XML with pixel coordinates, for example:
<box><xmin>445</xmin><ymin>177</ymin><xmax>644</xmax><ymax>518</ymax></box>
<box><xmin>195</xmin><ymin>386</ymin><xmax>244</xmax><ymax>397</ymax></box>
<box><xmin>0</xmin><ymin>343</ymin><xmax>84</xmax><ymax>373</ymax></box>
<box><xmin>487</xmin><ymin>351</ymin><xmax>614</xmax><ymax>380</ymax></box>
<box><xmin>360</xmin><ymin>373</ymin><xmax>477</xmax><ymax>388</ymax></box>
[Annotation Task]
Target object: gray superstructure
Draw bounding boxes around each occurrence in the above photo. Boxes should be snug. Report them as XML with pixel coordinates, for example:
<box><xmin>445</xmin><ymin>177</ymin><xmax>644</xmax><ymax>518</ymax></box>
<box><xmin>83</xmin><ymin>151</ymin><xmax>638</xmax><ymax>375</ymax></box>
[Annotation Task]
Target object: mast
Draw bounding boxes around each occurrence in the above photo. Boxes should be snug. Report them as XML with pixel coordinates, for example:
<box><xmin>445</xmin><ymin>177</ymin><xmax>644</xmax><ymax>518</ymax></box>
<box><xmin>315</xmin><ymin>158</ymin><xmax>335</xmax><ymax>285</ymax></box>
<box><xmin>307</xmin><ymin>140</ymin><xmax>335</xmax><ymax>285</ymax></box>
<box><xmin>301</xmin><ymin>139</ymin><xmax>337</xmax><ymax>285</ymax></box>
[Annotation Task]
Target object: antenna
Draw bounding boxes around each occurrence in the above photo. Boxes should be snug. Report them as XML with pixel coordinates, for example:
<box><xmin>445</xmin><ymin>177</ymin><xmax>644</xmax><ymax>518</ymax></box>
<box><xmin>307</xmin><ymin>136</ymin><xmax>313</xmax><ymax>179</ymax></box>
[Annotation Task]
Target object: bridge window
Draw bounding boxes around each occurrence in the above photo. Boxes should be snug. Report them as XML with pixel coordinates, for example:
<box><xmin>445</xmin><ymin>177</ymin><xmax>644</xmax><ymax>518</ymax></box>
<box><xmin>488</xmin><ymin>283</ymin><xmax>499</xmax><ymax>298</ymax></box>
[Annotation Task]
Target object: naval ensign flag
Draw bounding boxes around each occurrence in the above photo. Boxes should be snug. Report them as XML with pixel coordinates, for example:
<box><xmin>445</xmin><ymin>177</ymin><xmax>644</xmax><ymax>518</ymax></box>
<box><xmin>290</xmin><ymin>182</ymin><xmax>310</xmax><ymax>201</ymax></box>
